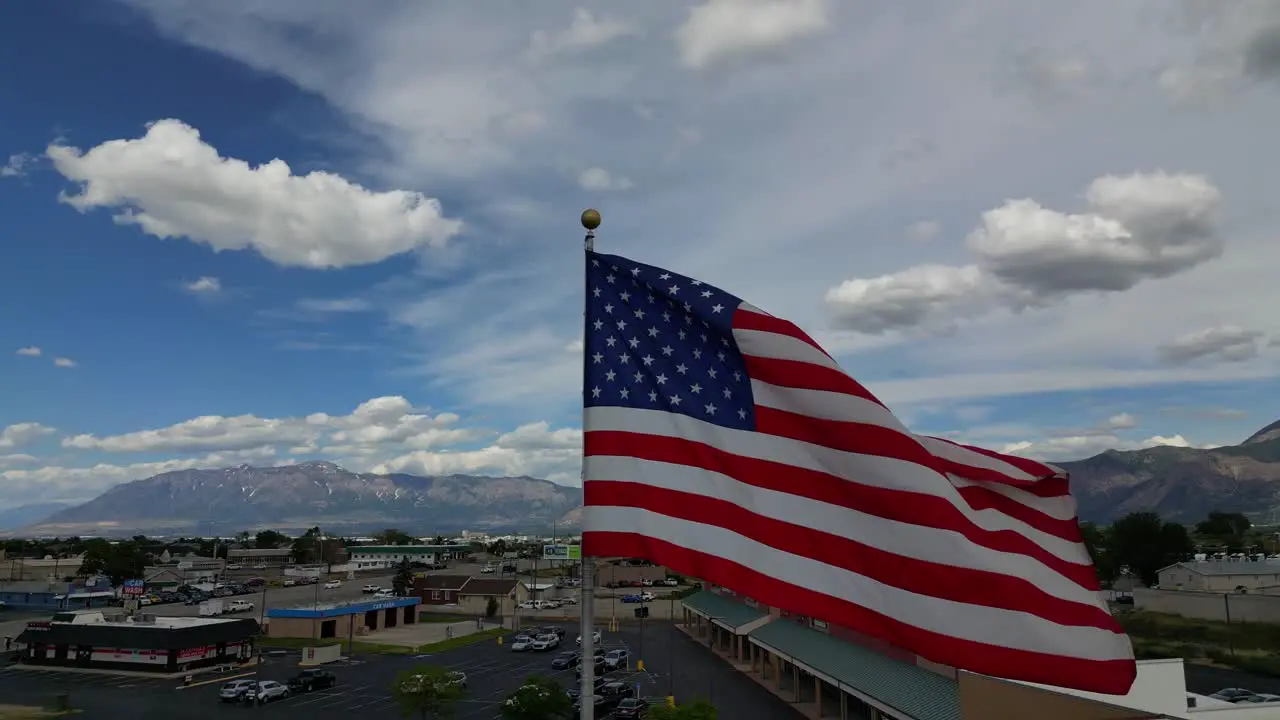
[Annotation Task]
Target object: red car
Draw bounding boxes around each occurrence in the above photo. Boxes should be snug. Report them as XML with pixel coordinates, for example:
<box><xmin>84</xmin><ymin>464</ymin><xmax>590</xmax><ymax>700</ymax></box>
<box><xmin>614</xmin><ymin>697</ymin><xmax>650</xmax><ymax>718</ymax></box>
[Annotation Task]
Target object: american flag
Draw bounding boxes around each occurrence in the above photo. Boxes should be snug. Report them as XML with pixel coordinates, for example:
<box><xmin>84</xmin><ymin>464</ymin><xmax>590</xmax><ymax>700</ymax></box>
<box><xmin>580</xmin><ymin>250</ymin><xmax>1136</xmax><ymax>695</ymax></box>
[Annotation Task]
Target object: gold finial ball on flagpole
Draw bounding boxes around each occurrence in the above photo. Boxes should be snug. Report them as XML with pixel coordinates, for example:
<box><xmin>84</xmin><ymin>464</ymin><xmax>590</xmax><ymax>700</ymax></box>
<box><xmin>581</xmin><ymin>208</ymin><xmax>602</xmax><ymax>231</ymax></box>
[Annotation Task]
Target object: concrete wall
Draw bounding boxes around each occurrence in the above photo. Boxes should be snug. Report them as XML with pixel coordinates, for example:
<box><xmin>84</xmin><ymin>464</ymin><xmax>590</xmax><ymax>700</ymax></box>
<box><xmin>266</xmin><ymin>604</ymin><xmax>418</xmax><ymax>639</ymax></box>
<box><xmin>597</xmin><ymin>564</ymin><xmax>668</xmax><ymax>586</ymax></box>
<box><xmin>1135</xmin><ymin>587</ymin><xmax>1280</xmax><ymax>623</ymax></box>
<box><xmin>959</xmin><ymin>673</ymin><xmax>1162</xmax><ymax>720</ymax></box>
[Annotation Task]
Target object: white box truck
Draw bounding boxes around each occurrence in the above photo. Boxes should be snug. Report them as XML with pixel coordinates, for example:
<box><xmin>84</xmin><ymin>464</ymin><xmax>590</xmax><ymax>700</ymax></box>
<box><xmin>199</xmin><ymin>599</ymin><xmax>224</xmax><ymax>617</ymax></box>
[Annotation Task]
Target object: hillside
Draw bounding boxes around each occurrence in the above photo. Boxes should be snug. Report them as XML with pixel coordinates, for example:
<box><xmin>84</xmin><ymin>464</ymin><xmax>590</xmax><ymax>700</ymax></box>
<box><xmin>20</xmin><ymin>462</ymin><xmax>583</xmax><ymax>536</ymax></box>
<box><xmin>1061</xmin><ymin>420</ymin><xmax>1280</xmax><ymax>524</ymax></box>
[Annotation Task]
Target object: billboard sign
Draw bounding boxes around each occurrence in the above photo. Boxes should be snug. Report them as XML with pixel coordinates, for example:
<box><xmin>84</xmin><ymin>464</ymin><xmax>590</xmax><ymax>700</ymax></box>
<box><xmin>542</xmin><ymin>544</ymin><xmax>582</xmax><ymax>561</ymax></box>
<box><xmin>122</xmin><ymin>579</ymin><xmax>146</xmax><ymax>596</ymax></box>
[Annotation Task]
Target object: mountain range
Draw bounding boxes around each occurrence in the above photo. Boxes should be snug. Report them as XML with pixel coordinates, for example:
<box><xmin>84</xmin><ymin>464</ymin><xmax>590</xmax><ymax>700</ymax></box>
<box><xmin>1060</xmin><ymin>419</ymin><xmax>1280</xmax><ymax>525</ymax></box>
<box><xmin>12</xmin><ymin>462</ymin><xmax>582</xmax><ymax>537</ymax></box>
<box><xmin>6</xmin><ymin>420</ymin><xmax>1279</xmax><ymax>536</ymax></box>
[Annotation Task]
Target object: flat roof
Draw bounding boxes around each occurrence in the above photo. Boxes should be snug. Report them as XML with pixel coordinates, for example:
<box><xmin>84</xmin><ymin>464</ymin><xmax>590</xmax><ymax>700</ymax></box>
<box><xmin>45</xmin><ymin>615</ymin><xmax>241</xmax><ymax>630</ymax></box>
<box><xmin>348</xmin><ymin>545</ymin><xmax>458</xmax><ymax>554</ymax></box>
<box><xmin>266</xmin><ymin>596</ymin><xmax>420</xmax><ymax>619</ymax></box>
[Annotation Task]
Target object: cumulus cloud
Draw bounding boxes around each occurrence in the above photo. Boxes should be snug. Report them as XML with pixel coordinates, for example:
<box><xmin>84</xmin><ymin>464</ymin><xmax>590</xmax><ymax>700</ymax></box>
<box><xmin>826</xmin><ymin>172</ymin><xmax>1224</xmax><ymax>334</ymax></box>
<box><xmin>47</xmin><ymin>119</ymin><xmax>462</xmax><ymax>269</ymax></box>
<box><xmin>1</xmin><ymin>152</ymin><xmax>33</xmax><ymax>178</ymax></box>
<box><xmin>185</xmin><ymin>276</ymin><xmax>222</xmax><ymax>294</ymax></box>
<box><xmin>528</xmin><ymin>8</ymin><xmax>635</xmax><ymax>60</ymax></box>
<box><xmin>676</xmin><ymin>0</ymin><xmax>830</xmax><ymax>69</ymax></box>
<box><xmin>15</xmin><ymin>346</ymin><xmax>41</xmax><ymax>357</ymax></box>
<box><xmin>1159</xmin><ymin>325</ymin><xmax>1267</xmax><ymax>364</ymax></box>
<box><xmin>295</xmin><ymin>298</ymin><xmax>373</xmax><ymax>313</ymax></box>
<box><xmin>0</xmin><ymin>423</ymin><xmax>56</xmax><ymax>449</ymax></box>
<box><xmin>578</xmin><ymin>167</ymin><xmax>633</xmax><ymax>191</ymax></box>
<box><xmin>1001</xmin><ymin>432</ymin><xmax>1214</xmax><ymax>462</ymax></box>
<box><xmin>53</xmin><ymin>357</ymin><xmax>77</xmax><ymax>368</ymax></box>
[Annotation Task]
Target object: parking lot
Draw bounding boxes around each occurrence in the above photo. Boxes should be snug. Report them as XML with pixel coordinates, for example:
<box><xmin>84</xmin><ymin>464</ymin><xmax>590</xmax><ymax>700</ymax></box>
<box><xmin>0</xmin><ymin>621</ymin><xmax>799</xmax><ymax>718</ymax></box>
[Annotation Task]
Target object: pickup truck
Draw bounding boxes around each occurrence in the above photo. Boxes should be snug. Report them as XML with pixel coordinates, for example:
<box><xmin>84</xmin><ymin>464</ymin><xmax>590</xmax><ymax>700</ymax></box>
<box><xmin>287</xmin><ymin>669</ymin><xmax>337</xmax><ymax>693</ymax></box>
<box><xmin>227</xmin><ymin>600</ymin><xmax>254</xmax><ymax>613</ymax></box>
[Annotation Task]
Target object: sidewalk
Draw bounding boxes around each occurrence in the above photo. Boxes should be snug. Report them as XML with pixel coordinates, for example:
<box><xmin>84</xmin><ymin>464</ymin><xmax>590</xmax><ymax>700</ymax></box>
<box><xmin>674</xmin><ymin>623</ymin><xmax>818</xmax><ymax>719</ymax></box>
<box><xmin>364</xmin><ymin>619</ymin><xmax>500</xmax><ymax>648</ymax></box>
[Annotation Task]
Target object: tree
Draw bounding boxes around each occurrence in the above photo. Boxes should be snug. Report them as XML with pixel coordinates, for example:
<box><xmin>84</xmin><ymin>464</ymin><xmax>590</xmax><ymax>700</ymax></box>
<box><xmin>486</xmin><ymin>596</ymin><xmax>499</xmax><ymax>619</ymax></box>
<box><xmin>649</xmin><ymin>699</ymin><xmax>718</xmax><ymax>720</ymax></box>
<box><xmin>393</xmin><ymin>558</ymin><xmax>416</xmax><ymax>596</ymax></box>
<box><xmin>1108</xmin><ymin>512</ymin><xmax>1194</xmax><ymax>587</ymax></box>
<box><xmin>77</xmin><ymin>538</ymin><xmax>146</xmax><ymax>586</ymax></box>
<box><xmin>433</xmin><ymin>535</ymin><xmax>445</xmax><ymax>545</ymax></box>
<box><xmin>377</xmin><ymin>528</ymin><xmax>415</xmax><ymax>546</ymax></box>
<box><xmin>487</xmin><ymin>539</ymin><xmax>509</xmax><ymax>558</ymax></box>
<box><xmin>500</xmin><ymin>675</ymin><xmax>573</xmax><ymax>720</ymax></box>
<box><xmin>390</xmin><ymin>664</ymin><xmax>463</xmax><ymax>719</ymax></box>
<box><xmin>1079</xmin><ymin>521</ymin><xmax>1119</xmax><ymax>585</ymax></box>
<box><xmin>254</xmin><ymin>530</ymin><xmax>287</xmax><ymax>549</ymax></box>
<box><xmin>1195</xmin><ymin>511</ymin><xmax>1252</xmax><ymax>546</ymax></box>
<box><xmin>290</xmin><ymin>527</ymin><xmax>339</xmax><ymax>565</ymax></box>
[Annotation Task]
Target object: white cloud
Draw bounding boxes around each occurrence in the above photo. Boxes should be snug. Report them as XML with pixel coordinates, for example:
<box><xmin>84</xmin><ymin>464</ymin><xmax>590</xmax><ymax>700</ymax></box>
<box><xmin>1104</xmin><ymin>413</ymin><xmax>1138</xmax><ymax>430</ymax></box>
<box><xmin>676</xmin><ymin>0</ymin><xmax>830</xmax><ymax>69</ymax></box>
<box><xmin>47</xmin><ymin>119</ymin><xmax>463</xmax><ymax>269</ymax></box>
<box><xmin>371</xmin><ymin>421</ymin><xmax>582</xmax><ymax>485</ymax></box>
<box><xmin>906</xmin><ymin>220</ymin><xmax>941</xmax><ymax>241</ymax></box>
<box><xmin>1001</xmin><ymin>432</ymin><xmax>1214</xmax><ymax>463</ymax></box>
<box><xmin>185</xmin><ymin>276</ymin><xmax>222</xmax><ymax>294</ymax></box>
<box><xmin>1159</xmin><ymin>325</ymin><xmax>1267</xmax><ymax>364</ymax></box>
<box><xmin>295</xmin><ymin>298</ymin><xmax>373</xmax><ymax>313</ymax></box>
<box><xmin>15</xmin><ymin>346</ymin><xmax>41</xmax><ymax>357</ymax></box>
<box><xmin>565</xmin><ymin>338</ymin><xmax>585</xmax><ymax>353</ymax></box>
<box><xmin>528</xmin><ymin>8</ymin><xmax>635</xmax><ymax>60</ymax></box>
<box><xmin>578</xmin><ymin>167</ymin><xmax>633</xmax><ymax>191</ymax></box>
<box><xmin>1</xmin><ymin>152</ymin><xmax>33</xmax><ymax>178</ymax></box>
<box><xmin>53</xmin><ymin>357</ymin><xmax>77</xmax><ymax>368</ymax></box>
<box><xmin>0</xmin><ymin>423</ymin><xmax>56</xmax><ymax>449</ymax></box>
<box><xmin>1158</xmin><ymin>1</ymin><xmax>1280</xmax><ymax>101</ymax></box>
<box><xmin>0</xmin><ymin>454</ymin><xmax>37</xmax><ymax>469</ymax></box>
<box><xmin>826</xmin><ymin>172</ymin><xmax>1224</xmax><ymax>334</ymax></box>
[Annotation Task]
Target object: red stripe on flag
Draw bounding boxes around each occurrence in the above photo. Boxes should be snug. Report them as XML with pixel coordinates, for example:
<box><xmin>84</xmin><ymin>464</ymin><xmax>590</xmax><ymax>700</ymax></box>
<box><xmin>932</xmin><ymin>436</ymin><xmax>1067</xmax><ymax>481</ymax></box>
<box><xmin>585</xmin><ymin>430</ymin><xmax>1094</xmax><ymax>584</ymax></box>
<box><xmin>744</xmin><ymin>356</ymin><xmax>887</xmax><ymax>409</ymax></box>
<box><xmin>583</xmin><ymin>531</ymin><xmax>1136</xmax><ymax>695</ymax></box>
<box><xmin>586</xmin><ymin>481</ymin><xmax>1114</xmax><ymax>628</ymax></box>
<box><xmin>754</xmin><ymin>406</ymin><xmax>1070</xmax><ymax>495</ymax></box>
<box><xmin>733</xmin><ymin>308</ymin><xmax>833</xmax><ymax>360</ymax></box>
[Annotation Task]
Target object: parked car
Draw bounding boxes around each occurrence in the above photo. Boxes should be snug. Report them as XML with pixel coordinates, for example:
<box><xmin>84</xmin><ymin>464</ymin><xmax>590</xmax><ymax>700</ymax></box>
<box><xmin>362</xmin><ymin>584</ymin><xmax>380</xmax><ymax>594</ymax></box>
<box><xmin>218</xmin><ymin>679</ymin><xmax>257</xmax><ymax>703</ymax></box>
<box><xmin>481</xmin><ymin>565</ymin><xmax>496</xmax><ymax>574</ymax></box>
<box><xmin>576</xmin><ymin>630</ymin><xmax>602</xmax><ymax>645</ymax></box>
<box><xmin>374</xmin><ymin>589</ymin><xmax>395</xmax><ymax>598</ymax></box>
<box><xmin>226</xmin><ymin>600</ymin><xmax>254</xmax><ymax>613</ymax></box>
<box><xmin>559</xmin><ymin>595</ymin><xmax>579</xmax><ymax>605</ymax></box>
<box><xmin>518</xmin><ymin>600</ymin><xmax>537</xmax><ymax>610</ymax></box>
<box><xmin>567</xmin><ymin>676</ymin><xmax>609</xmax><ymax>700</ymax></box>
<box><xmin>604</xmin><ymin>648</ymin><xmax>630</xmax><ymax>669</ymax></box>
<box><xmin>600</xmin><ymin>681</ymin><xmax>636</xmax><ymax>701</ymax></box>
<box><xmin>615</xmin><ymin>697</ymin><xmax>650</xmax><ymax>718</ymax></box>
<box><xmin>244</xmin><ymin>680</ymin><xmax>289</xmax><ymax>704</ymax></box>
<box><xmin>323</xmin><ymin>580</ymin><xmax>341</xmax><ymax>589</ymax></box>
<box><xmin>510</xmin><ymin>635</ymin><xmax>533</xmax><ymax>652</ymax></box>
<box><xmin>575</xmin><ymin>658</ymin><xmax>607</xmax><ymax>678</ymax></box>
<box><xmin>445</xmin><ymin>671</ymin><xmax>467</xmax><ymax>689</ymax></box>
<box><xmin>287</xmin><ymin>669</ymin><xmax>337</xmax><ymax>693</ymax></box>
<box><xmin>531</xmin><ymin>634</ymin><xmax>560</xmax><ymax>651</ymax></box>
<box><xmin>662</xmin><ymin>578</ymin><xmax>679</xmax><ymax>586</ymax></box>
<box><xmin>502</xmin><ymin>564</ymin><xmax>517</xmax><ymax>573</ymax></box>
<box><xmin>551</xmin><ymin>652</ymin><xmax>578</xmax><ymax>670</ymax></box>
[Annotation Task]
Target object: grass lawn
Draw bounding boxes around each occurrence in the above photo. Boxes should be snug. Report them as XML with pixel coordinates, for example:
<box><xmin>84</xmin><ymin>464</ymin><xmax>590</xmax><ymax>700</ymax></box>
<box><xmin>258</xmin><ymin>627</ymin><xmax>506</xmax><ymax>656</ymax></box>
<box><xmin>1116</xmin><ymin>609</ymin><xmax>1280</xmax><ymax>676</ymax></box>
<box><xmin>0</xmin><ymin>706</ymin><xmax>80</xmax><ymax>719</ymax></box>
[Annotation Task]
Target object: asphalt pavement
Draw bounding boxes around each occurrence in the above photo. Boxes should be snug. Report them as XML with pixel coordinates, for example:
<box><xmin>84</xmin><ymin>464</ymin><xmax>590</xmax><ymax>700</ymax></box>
<box><xmin>0</xmin><ymin>620</ymin><xmax>802</xmax><ymax>718</ymax></box>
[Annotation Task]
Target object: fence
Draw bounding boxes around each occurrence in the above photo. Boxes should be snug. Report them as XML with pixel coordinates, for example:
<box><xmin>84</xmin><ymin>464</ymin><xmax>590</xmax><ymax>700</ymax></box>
<box><xmin>1134</xmin><ymin>588</ymin><xmax>1280</xmax><ymax>623</ymax></box>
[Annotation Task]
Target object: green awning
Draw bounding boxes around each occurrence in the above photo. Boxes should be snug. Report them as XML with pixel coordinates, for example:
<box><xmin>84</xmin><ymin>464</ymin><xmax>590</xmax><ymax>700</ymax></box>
<box><xmin>680</xmin><ymin>590</ymin><xmax>767</xmax><ymax>631</ymax></box>
<box><xmin>749</xmin><ymin>620</ymin><xmax>959</xmax><ymax>720</ymax></box>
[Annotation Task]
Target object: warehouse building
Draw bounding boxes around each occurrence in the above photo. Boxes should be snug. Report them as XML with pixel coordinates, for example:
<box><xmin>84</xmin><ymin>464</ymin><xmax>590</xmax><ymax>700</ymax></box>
<box><xmin>347</xmin><ymin>545</ymin><xmax>461</xmax><ymax>570</ymax></box>
<box><xmin>14</xmin><ymin>609</ymin><xmax>259</xmax><ymax>673</ymax></box>
<box><xmin>265</xmin><ymin>596</ymin><xmax>421</xmax><ymax>640</ymax></box>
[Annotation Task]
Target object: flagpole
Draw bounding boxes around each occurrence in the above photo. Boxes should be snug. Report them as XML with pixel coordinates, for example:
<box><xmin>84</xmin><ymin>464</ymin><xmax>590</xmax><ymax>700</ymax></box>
<box><xmin>579</xmin><ymin>208</ymin><xmax>601</xmax><ymax>720</ymax></box>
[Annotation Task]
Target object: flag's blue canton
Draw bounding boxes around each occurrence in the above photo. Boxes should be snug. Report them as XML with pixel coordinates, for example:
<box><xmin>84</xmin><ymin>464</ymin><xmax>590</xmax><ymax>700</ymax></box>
<box><xmin>584</xmin><ymin>251</ymin><xmax>756</xmax><ymax>431</ymax></box>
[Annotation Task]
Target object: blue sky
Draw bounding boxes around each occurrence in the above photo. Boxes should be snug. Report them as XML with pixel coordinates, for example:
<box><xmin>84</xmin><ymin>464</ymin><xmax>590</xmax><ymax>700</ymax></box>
<box><xmin>2</xmin><ymin>0</ymin><xmax>1278</xmax><ymax>508</ymax></box>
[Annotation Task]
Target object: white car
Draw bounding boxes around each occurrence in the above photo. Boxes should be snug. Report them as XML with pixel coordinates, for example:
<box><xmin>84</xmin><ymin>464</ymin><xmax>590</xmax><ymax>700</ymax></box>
<box><xmin>323</xmin><ymin>580</ymin><xmax>341</xmax><ymax>589</ymax></box>
<box><xmin>662</xmin><ymin>579</ymin><xmax>679</xmax><ymax>586</ymax></box>
<box><xmin>481</xmin><ymin>565</ymin><xmax>496</xmax><ymax>574</ymax></box>
<box><xmin>374</xmin><ymin>589</ymin><xmax>395</xmax><ymax>598</ymax></box>
<box><xmin>576</xmin><ymin>630</ymin><xmax>602</xmax><ymax>645</ymax></box>
<box><xmin>362</xmin><ymin>584</ymin><xmax>380</xmax><ymax>593</ymax></box>
<box><xmin>604</xmin><ymin>648</ymin><xmax>630</xmax><ymax>669</ymax></box>
<box><xmin>510</xmin><ymin>635</ymin><xmax>533</xmax><ymax>652</ymax></box>
<box><xmin>639</xmin><ymin>592</ymin><xmax>655</xmax><ymax>602</ymax></box>
<box><xmin>245</xmin><ymin>680</ymin><xmax>289</xmax><ymax>703</ymax></box>
<box><xmin>518</xmin><ymin>600</ymin><xmax>537</xmax><ymax>610</ymax></box>
<box><xmin>559</xmin><ymin>595</ymin><xmax>579</xmax><ymax>605</ymax></box>
<box><xmin>530</xmin><ymin>634</ymin><xmax>560</xmax><ymax>651</ymax></box>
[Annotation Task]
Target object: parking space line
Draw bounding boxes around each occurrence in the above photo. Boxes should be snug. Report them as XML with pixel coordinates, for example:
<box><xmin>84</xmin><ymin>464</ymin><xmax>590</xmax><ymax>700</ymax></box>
<box><xmin>175</xmin><ymin>670</ymin><xmax>256</xmax><ymax>690</ymax></box>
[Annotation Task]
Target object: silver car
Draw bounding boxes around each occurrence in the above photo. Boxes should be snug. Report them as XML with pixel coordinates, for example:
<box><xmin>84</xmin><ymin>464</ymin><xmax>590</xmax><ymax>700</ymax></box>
<box><xmin>218</xmin><ymin>679</ymin><xmax>257</xmax><ymax>703</ymax></box>
<box><xmin>244</xmin><ymin>680</ymin><xmax>289</xmax><ymax>704</ymax></box>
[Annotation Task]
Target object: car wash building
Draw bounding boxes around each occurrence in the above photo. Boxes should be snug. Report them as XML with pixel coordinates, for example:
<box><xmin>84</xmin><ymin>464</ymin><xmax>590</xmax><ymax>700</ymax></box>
<box><xmin>264</xmin><ymin>596</ymin><xmax>421</xmax><ymax>641</ymax></box>
<box><xmin>14</xmin><ymin>609</ymin><xmax>259</xmax><ymax>673</ymax></box>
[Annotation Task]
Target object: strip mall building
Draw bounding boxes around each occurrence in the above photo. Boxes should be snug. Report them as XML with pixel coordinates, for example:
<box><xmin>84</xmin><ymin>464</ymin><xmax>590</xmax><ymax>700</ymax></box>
<box><xmin>14</xmin><ymin>610</ymin><xmax>259</xmax><ymax>673</ymax></box>
<box><xmin>680</xmin><ymin>586</ymin><xmax>1256</xmax><ymax>720</ymax></box>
